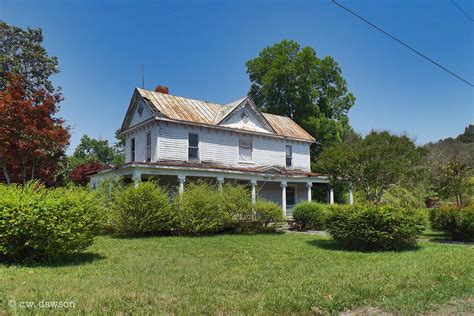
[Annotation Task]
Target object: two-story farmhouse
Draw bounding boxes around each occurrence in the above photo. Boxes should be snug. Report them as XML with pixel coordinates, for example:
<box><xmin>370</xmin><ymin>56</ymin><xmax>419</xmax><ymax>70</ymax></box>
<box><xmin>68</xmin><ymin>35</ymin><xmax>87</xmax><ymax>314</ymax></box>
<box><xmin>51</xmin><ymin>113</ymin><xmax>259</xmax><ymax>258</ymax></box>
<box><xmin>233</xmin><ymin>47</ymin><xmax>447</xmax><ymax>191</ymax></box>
<box><xmin>90</xmin><ymin>87</ymin><xmax>348</xmax><ymax>216</ymax></box>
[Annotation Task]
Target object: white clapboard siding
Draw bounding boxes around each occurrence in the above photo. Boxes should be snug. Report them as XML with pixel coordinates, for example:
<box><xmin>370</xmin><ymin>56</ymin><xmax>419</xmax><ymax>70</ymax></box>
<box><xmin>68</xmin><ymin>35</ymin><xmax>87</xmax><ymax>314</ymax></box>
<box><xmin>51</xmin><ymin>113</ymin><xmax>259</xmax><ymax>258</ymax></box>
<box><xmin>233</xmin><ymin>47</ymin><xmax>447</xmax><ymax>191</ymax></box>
<box><xmin>152</xmin><ymin>122</ymin><xmax>311</xmax><ymax>171</ymax></box>
<box><xmin>129</xmin><ymin>100</ymin><xmax>154</xmax><ymax>128</ymax></box>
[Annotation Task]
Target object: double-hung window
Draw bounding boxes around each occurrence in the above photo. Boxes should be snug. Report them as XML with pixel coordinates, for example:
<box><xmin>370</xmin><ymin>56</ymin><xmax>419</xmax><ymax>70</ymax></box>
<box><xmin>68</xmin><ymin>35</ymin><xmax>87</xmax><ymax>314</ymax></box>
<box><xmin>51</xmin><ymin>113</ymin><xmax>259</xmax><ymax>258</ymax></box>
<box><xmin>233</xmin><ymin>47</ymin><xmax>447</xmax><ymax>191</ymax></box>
<box><xmin>285</xmin><ymin>145</ymin><xmax>292</xmax><ymax>167</ymax></box>
<box><xmin>239</xmin><ymin>139</ymin><xmax>253</xmax><ymax>162</ymax></box>
<box><xmin>146</xmin><ymin>132</ymin><xmax>152</xmax><ymax>162</ymax></box>
<box><xmin>188</xmin><ymin>133</ymin><xmax>199</xmax><ymax>161</ymax></box>
<box><xmin>130</xmin><ymin>138</ymin><xmax>136</xmax><ymax>162</ymax></box>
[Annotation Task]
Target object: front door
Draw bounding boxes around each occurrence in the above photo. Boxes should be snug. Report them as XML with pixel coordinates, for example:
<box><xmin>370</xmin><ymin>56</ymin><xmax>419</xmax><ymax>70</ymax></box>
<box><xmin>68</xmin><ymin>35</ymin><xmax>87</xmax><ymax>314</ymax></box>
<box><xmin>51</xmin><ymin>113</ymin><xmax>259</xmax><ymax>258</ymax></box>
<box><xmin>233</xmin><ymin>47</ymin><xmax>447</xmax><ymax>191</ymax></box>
<box><xmin>286</xmin><ymin>185</ymin><xmax>296</xmax><ymax>212</ymax></box>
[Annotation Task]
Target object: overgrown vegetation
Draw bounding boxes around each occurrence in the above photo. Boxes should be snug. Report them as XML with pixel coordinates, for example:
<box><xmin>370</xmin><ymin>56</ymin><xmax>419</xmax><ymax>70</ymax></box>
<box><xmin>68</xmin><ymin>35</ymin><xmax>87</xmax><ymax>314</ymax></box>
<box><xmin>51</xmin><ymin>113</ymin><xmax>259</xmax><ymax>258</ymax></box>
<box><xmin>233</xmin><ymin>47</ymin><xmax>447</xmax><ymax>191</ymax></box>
<box><xmin>292</xmin><ymin>201</ymin><xmax>328</xmax><ymax>230</ymax></box>
<box><xmin>429</xmin><ymin>205</ymin><xmax>474</xmax><ymax>241</ymax></box>
<box><xmin>325</xmin><ymin>204</ymin><xmax>426</xmax><ymax>251</ymax></box>
<box><xmin>0</xmin><ymin>182</ymin><xmax>102</xmax><ymax>262</ymax></box>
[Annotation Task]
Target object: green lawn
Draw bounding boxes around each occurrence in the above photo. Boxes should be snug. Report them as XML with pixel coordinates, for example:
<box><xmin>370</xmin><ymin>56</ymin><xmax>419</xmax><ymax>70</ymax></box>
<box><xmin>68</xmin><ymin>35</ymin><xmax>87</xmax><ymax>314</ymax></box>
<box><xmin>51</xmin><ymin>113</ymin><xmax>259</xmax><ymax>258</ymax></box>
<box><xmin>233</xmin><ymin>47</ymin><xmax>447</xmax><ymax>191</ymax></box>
<box><xmin>1</xmin><ymin>233</ymin><xmax>473</xmax><ymax>315</ymax></box>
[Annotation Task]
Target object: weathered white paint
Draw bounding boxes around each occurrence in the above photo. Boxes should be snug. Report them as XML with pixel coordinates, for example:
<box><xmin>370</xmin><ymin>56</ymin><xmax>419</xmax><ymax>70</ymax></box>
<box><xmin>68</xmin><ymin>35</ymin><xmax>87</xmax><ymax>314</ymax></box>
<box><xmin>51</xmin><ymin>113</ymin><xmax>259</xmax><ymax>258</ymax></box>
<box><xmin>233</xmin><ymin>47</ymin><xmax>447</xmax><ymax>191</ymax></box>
<box><xmin>220</xmin><ymin>105</ymin><xmax>272</xmax><ymax>134</ymax></box>
<box><xmin>250</xmin><ymin>179</ymin><xmax>257</xmax><ymax>204</ymax></box>
<box><xmin>178</xmin><ymin>175</ymin><xmax>186</xmax><ymax>194</ymax></box>
<box><xmin>281</xmin><ymin>181</ymin><xmax>287</xmax><ymax>216</ymax></box>
<box><xmin>306</xmin><ymin>182</ymin><xmax>313</xmax><ymax>201</ymax></box>
<box><xmin>129</xmin><ymin>100</ymin><xmax>154</xmax><ymax>128</ymax></box>
<box><xmin>148</xmin><ymin>122</ymin><xmax>311</xmax><ymax>170</ymax></box>
<box><xmin>217</xmin><ymin>176</ymin><xmax>224</xmax><ymax>190</ymax></box>
<box><xmin>330</xmin><ymin>188</ymin><xmax>334</xmax><ymax>205</ymax></box>
<box><xmin>132</xmin><ymin>170</ymin><xmax>141</xmax><ymax>188</ymax></box>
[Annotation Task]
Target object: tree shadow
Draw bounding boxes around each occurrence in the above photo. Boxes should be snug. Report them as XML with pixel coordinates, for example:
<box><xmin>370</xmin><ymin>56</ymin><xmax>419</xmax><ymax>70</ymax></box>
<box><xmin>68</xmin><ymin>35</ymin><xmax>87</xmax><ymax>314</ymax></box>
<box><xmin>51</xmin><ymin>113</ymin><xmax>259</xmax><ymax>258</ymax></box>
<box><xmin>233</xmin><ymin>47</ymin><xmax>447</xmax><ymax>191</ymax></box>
<box><xmin>306</xmin><ymin>238</ymin><xmax>422</xmax><ymax>253</ymax></box>
<box><xmin>0</xmin><ymin>252</ymin><xmax>105</xmax><ymax>268</ymax></box>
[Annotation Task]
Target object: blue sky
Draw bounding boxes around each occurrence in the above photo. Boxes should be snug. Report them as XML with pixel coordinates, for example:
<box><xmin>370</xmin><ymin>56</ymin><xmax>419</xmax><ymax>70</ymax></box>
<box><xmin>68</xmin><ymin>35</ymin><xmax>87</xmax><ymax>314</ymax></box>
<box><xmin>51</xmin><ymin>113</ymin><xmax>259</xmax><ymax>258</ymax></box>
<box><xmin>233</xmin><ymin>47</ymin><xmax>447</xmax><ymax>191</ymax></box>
<box><xmin>2</xmin><ymin>0</ymin><xmax>473</xmax><ymax>153</ymax></box>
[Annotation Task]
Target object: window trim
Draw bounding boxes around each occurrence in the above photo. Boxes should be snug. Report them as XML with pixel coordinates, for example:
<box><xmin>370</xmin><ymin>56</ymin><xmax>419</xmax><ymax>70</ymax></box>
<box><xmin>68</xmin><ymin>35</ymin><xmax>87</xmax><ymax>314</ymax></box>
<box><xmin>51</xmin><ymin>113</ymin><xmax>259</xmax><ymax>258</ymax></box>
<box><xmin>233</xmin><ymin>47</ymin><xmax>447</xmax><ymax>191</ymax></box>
<box><xmin>146</xmin><ymin>132</ymin><xmax>152</xmax><ymax>162</ymax></box>
<box><xmin>285</xmin><ymin>145</ymin><xmax>292</xmax><ymax>167</ymax></box>
<box><xmin>188</xmin><ymin>132</ymin><xmax>200</xmax><ymax>161</ymax></box>
<box><xmin>239</xmin><ymin>138</ymin><xmax>253</xmax><ymax>163</ymax></box>
<box><xmin>130</xmin><ymin>137</ymin><xmax>136</xmax><ymax>162</ymax></box>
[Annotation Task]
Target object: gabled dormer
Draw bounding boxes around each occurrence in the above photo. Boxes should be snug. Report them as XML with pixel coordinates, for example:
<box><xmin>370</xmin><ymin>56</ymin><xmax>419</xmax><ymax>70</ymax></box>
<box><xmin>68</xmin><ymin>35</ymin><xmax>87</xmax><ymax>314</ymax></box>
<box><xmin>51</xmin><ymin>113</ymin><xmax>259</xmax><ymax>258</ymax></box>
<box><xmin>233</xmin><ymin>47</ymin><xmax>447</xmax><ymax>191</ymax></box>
<box><xmin>217</xmin><ymin>97</ymin><xmax>275</xmax><ymax>134</ymax></box>
<box><xmin>121</xmin><ymin>89</ymin><xmax>157</xmax><ymax>131</ymax></box>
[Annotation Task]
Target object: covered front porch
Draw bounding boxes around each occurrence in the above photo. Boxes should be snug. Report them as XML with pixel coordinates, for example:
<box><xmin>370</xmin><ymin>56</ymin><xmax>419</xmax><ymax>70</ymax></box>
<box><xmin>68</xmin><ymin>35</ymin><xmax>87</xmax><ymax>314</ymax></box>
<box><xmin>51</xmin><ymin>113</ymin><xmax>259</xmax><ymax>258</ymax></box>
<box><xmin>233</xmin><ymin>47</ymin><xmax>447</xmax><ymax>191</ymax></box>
<box><xmin>90</xmin><ymin>162</ymin><xmax>353</xmax><ymax>217</ymax></box>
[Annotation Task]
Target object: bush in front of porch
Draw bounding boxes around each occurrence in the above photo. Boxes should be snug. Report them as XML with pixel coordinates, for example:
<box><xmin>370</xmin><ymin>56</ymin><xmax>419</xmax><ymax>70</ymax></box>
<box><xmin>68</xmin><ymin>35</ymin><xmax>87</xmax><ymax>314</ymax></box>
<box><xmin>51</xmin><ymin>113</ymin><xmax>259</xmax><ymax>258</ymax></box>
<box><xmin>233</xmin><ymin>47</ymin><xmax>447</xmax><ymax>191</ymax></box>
<box><xmin>292</xmin><ymin>201</ymin><xmax>329</xmax><ymax>230</ymax></box>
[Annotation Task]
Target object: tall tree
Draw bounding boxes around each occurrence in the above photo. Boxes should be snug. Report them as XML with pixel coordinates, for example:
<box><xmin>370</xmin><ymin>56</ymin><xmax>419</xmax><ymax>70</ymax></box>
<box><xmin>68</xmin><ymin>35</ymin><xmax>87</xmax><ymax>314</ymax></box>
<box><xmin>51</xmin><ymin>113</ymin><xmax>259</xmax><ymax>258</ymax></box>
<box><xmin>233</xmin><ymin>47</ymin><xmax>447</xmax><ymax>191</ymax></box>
<box><xmin>0</xmin><ymin>21</ymin><xmax>59</xmax><ymax>95</ymax></box>
<box><xmin>0</xmin><ymin>74</ymin><xmax>69</xmax><ymax>185</ymax></box>
<box><xmin>317</xmin><ymin>131</ymin><xmax>422</xmax><ymax>204</ymax></box>
<box><xmin>73</xmin><ymin>135</ymin><xmax>124</xmax><ymax>166</ymax></box>
<box><xmin>246</xmin><ymin>40</ymin><xmax>355</xmax><ymax>155</ymax></box>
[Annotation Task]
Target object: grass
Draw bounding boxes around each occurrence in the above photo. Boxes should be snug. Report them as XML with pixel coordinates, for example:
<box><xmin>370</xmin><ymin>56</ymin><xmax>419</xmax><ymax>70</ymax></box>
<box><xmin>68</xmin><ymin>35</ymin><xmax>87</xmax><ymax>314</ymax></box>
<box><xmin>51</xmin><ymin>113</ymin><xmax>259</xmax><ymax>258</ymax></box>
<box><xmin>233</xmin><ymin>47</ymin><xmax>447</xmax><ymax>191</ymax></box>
<box><xmin>1</xmin><ymin>233</ymin><xmax>473</xmax><ymax>315</ymax></box>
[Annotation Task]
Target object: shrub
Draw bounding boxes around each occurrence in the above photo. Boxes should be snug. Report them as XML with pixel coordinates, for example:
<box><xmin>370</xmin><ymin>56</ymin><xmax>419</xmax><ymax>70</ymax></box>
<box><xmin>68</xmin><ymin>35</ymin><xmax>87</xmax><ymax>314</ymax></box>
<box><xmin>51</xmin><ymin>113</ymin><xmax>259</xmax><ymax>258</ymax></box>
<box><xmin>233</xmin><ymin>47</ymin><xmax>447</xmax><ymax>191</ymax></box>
<box><xmin>326</xmin><ymin>204</ymin><xmax>425</xmax><ymax>251</ymax></box>
<box><xmin>0</xmin><ymin>182</ymin><xmax>101</xmax><ymax>262</ymax></box>
<box><xmin>293</xmin><ymin>201</ymin><xmax>328</xmax><ymax>230</ymax></box>
<box><xmin>254</xmin><ymin>200</ymin><xmax>284</xmax><ymax>227</ymax></box>
<box><xmin>173</xmin><ymin>182</ymin><xmax>231</xmax><ymax>234</ymax></box>
<box><xmin>221</xmin><ymin>184</ymin><xmax>252</xmax><ymax>223</ymax></box>
<box><xmin>429</xmin><ymin>206</ymin><xmax>474</xmax><ymax>241</ymax></box>
<box><xmin>110</xmin><ymin>181</ymin><xmax>173</xmax><ymax>236</ymax></box>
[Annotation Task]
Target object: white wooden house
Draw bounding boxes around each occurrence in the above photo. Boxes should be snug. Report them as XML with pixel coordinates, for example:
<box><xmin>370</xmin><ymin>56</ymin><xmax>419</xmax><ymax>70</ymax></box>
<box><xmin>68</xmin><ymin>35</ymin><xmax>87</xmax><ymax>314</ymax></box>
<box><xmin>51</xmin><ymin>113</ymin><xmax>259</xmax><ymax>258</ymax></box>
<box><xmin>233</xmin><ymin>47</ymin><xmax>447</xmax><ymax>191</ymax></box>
<box><xmin>89</xmin><ymin>88</ymin><xmax>350</xmax><ymax>216</ymax></box>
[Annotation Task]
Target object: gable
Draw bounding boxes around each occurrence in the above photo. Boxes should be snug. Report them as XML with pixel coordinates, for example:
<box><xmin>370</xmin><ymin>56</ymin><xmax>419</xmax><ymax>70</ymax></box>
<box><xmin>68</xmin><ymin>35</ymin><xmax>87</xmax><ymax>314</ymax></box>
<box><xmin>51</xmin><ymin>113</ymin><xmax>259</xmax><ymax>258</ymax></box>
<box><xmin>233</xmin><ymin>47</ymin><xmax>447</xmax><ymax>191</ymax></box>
<box><xmin>219</xmin><ymin>99</ymin><xmax>274</xmax><ymax>134</ymax></box>
<box><xmin>121</xmin><ymin>89</ymin><xmax>157</xmax><ymax>131</ymax></box>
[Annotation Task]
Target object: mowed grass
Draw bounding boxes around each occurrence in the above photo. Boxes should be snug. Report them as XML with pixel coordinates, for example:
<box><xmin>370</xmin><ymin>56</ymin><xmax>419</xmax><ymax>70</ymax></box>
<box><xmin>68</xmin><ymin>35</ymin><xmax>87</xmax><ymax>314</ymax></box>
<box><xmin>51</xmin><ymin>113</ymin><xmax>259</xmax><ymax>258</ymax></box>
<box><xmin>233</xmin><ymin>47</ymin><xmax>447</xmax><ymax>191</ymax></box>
<box><xmin>1</xmin><ymin>233</ymin><xmax>473</xmax><ymax>314</ymax></box>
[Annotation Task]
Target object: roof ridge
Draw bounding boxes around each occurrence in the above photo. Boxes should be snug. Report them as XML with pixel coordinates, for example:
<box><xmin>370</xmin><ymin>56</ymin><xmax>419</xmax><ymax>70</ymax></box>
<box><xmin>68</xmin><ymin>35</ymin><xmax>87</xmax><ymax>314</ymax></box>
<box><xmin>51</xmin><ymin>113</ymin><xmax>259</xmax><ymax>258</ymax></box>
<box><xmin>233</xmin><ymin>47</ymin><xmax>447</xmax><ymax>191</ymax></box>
<box><xmin>137</xmin><ymin>87</ymin><xmax>229</xmax><ymax>107</ymax></box>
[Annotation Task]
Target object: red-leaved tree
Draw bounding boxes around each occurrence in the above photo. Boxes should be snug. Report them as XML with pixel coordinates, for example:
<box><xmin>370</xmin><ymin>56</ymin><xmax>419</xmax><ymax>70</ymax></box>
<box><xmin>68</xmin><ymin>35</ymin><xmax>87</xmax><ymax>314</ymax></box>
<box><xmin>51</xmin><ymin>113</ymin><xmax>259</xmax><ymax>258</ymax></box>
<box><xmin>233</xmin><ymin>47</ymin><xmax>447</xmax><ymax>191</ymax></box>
<box><xmin>0</xmin><ymin>74</ymin><xmax>70</xmax><ymax>185</ymax></box>
<box><xmin>69</xmin><ymin>161</ymin><xmax>106</xmax><ymax>186</ymax></box>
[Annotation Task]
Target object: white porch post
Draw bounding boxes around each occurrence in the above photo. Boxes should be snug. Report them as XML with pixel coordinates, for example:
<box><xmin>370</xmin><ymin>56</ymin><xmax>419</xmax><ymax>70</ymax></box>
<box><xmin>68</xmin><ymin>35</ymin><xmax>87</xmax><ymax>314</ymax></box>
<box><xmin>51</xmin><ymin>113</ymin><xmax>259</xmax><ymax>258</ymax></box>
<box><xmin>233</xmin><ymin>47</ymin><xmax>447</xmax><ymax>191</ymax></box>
<box><xmin>250</xmin><ymin>179</ymin><xmax>257</xmax><ymax>204</ymax></box>
<box><xmin>217</xmin><ymin>176</ymin><xmax>224</xmax><ymax>191</ymax></box>
<box><xmin>132</xmin><ymin>171</ymin><xmax>141</xmax><ymax>188</ymax></box>
<box><xmin>178</xmin><ymin>175</ymin><xmax>186</xmax><ymax>194</ymax></box>
<box><xmin>306</xmin><ymin>182</ymin><xmax>313</xmax><ymax>202</ymax></box>
<box><xmin>349</xmin><ymin>182</ymin><xmax>354</xmax><ymax>205</ymax></box>
<box><xmin>281</xmin><ymin>181</ymin><xmax>287</xmax><ymax>216</ymax></box>
<box><xmin>330</xmin><ymin>187</ymin><xmax>334</xmax><ymax>205</ymax></box>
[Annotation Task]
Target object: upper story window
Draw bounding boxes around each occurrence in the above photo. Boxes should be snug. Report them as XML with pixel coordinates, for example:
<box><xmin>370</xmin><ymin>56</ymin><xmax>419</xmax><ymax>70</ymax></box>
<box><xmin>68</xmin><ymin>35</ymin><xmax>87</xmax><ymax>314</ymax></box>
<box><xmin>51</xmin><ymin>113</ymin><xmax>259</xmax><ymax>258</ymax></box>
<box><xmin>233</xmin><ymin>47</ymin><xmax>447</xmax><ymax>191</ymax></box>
<box><xmin>285</xmin><ymin>145</ymin><xmax>292</xmax><ymax>167</ymax></box>
<box><xmin>239</xmin><ymin>139</ymin><xmax>253</xmax><ymax>162</ymax></box>
<box><xmin>188</xmin><ymin>133</ymin><xmax>199</xmax><ymax>161</ymax></box>
<box><xmin>146</xmin><ymin>132</ymin><xmax>152</xmax><ymax>162</ymax></box>
<box><xmin>130</xmin><ymin>138</ymin><xmax>136</xmax><ymax>162</ymax></box>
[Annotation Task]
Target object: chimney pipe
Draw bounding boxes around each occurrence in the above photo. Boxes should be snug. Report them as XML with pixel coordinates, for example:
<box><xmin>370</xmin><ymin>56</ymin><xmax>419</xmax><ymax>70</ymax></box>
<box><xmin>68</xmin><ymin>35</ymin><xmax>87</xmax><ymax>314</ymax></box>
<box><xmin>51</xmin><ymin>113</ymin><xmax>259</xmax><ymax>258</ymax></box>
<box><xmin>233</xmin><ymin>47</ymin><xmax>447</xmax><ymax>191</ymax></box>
<box><xmin>155</xmin><ymin>85</ymin><xmax>169</xmax><ymax>94</ymax></box>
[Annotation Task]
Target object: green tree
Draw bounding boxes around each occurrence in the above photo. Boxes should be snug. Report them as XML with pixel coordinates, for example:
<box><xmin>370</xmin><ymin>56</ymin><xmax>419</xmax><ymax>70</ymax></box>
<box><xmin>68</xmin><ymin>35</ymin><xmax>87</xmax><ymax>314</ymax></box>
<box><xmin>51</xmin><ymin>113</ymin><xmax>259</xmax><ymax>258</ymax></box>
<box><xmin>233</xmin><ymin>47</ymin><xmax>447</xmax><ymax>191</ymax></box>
<box><xmin>246</xmin><ymin>39</ymin><xmax>355</xmax><ymax>155</ymax></box>
<box><xmin>73</xmin><ymin>135</ymin><xmax>124</xmax><ymax>166</ymax></box>
<box><xmin>424</xmin><ymin>140</ymin><xmax>473</xmax><ymax>207</ymax></box>
<box><xmin>0</xmin><ymin>21</ymin><xmax>59</xmax><ymax>95</ymax></box>
<box><xmin>317</xmin><ymin>131</ymin><xmax>423</xmax><ymax>204</ymax></box>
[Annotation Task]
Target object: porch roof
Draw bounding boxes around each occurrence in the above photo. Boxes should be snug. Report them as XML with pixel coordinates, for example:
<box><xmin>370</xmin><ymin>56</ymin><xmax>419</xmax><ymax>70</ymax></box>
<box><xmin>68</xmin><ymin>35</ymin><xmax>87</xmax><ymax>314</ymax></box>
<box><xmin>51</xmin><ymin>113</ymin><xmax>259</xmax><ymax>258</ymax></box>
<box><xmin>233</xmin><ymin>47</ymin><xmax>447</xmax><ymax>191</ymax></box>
<box><xmin>89</xmin><ymin>161</ymin><xmax>328</xmax><ymax>181</ymax></box>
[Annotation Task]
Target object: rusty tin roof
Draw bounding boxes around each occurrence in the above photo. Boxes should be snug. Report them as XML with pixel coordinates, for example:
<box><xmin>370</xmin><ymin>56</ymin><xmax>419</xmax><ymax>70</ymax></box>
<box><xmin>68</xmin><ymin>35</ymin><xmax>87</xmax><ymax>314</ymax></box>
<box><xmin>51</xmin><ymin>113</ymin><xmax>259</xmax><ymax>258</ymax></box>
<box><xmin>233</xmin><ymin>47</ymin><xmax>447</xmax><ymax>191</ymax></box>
<box><xmin>135</xmin><ymin>88</ymin><xmax>315</xmax><ymax>142</ymax></box>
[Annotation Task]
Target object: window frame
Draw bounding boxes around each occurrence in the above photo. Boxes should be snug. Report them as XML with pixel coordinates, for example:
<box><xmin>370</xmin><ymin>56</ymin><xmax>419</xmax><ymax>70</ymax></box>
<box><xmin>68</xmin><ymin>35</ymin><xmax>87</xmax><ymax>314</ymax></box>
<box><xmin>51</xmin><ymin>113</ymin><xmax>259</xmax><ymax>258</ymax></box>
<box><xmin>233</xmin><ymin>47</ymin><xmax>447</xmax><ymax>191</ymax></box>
<box><xmin>286</xmin><ymin>185</ymin><xmax>296</xmax><ymax>208</ymax></box>
<box><xmin>130</xmin><ymin>137</ymin><xmax>136</xmax><ymax>162</ymax></box>
<box><xmin>146</xmin><ymin>132</ymin><xmax>152</xmax><ymax>162</ymax></box>
<box><xmin>285</xmin><ymin>145</ymin><xmax>292</xmax><ymax>167</ymax></box>
<box><xmin>188</xmin><ymin>133</ymin><xmax>200</xmax><ymax>161</ymax></box>
<box><xmin>239</xmin><ymin>138</ymin><xmax>253</xmax><ymax>163</ymax></box>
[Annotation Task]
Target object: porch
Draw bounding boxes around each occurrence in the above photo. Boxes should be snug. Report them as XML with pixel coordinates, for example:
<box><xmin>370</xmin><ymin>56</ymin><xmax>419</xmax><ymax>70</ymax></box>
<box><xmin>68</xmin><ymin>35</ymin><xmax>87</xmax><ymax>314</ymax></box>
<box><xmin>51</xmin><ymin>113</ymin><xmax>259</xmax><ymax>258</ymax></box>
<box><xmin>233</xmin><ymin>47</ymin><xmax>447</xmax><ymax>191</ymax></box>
<box><xmin>90</xmin><ymin>162</ymin><xmax>353</xmax><ymax>217</ymax></box>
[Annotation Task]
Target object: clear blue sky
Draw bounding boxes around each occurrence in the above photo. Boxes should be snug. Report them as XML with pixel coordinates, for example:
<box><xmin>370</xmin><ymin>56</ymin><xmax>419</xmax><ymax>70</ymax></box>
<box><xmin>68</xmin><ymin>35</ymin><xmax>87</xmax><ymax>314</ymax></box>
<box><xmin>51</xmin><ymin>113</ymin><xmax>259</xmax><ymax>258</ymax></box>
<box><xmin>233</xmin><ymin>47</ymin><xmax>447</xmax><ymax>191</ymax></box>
<box><xmin>2</xmin><ymin>0</ymin><xmax>473</xmax><ymax>153</ymax></box>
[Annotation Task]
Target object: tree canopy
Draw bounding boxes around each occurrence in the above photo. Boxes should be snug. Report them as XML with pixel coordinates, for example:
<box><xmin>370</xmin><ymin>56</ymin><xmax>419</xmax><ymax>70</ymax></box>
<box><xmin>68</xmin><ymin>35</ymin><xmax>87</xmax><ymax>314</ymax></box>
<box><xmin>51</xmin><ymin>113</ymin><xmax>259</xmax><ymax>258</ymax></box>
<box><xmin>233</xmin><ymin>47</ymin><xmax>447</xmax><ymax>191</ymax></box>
<box><xmin>317</xmin><ymin>130</ymin><xmax>423</xmax><ymax>204</ymax></box>
<box><xmin>0</xmin><ymin>21</ymin><xmax>59</xmax><ymax>95</ymax></box>
<box><xmin>246</xmin><ymin>39</ymin><xmax>355</xmax><ymax>155</ymax></box>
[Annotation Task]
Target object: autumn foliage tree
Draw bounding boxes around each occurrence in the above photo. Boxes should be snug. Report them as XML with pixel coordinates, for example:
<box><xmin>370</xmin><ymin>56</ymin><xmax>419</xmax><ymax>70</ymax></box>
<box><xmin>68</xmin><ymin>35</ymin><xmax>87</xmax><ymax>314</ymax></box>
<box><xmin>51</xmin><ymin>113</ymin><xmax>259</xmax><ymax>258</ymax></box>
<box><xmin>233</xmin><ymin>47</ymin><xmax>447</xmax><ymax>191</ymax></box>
<box><xmin>0</xmin><ymin>74</ymin><xmax>70</xmax><ymax>185</ymax></box>
<box><xmin>69</xmin><ymin>161</ymin><xmax>106</xmax><ymax>186</ymax></box>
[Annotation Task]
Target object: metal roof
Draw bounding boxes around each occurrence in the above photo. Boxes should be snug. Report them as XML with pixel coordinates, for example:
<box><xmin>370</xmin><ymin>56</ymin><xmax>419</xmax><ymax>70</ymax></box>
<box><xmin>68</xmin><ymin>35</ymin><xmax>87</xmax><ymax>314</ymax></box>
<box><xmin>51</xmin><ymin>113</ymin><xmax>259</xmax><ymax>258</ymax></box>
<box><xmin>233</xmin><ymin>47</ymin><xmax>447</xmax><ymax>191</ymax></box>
<box><xmin>136</xmin><ymin>88</ymin><xmax>315</xmax><ymax>142</ymax></box>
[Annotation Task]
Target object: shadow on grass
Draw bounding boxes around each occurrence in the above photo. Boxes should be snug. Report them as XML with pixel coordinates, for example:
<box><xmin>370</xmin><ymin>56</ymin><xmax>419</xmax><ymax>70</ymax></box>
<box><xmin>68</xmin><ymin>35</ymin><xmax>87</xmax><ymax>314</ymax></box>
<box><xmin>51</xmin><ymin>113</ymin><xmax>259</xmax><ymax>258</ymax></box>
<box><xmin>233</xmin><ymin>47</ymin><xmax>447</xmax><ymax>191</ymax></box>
<box><xmin>306</xmin><ymin>238</ymin><xmax>422</xmax><ymax>253</ymax></box>
<box><xmin>1</xmin><ymin>252</ymin><xmax>105</xmax><ymax>268</ymax></box>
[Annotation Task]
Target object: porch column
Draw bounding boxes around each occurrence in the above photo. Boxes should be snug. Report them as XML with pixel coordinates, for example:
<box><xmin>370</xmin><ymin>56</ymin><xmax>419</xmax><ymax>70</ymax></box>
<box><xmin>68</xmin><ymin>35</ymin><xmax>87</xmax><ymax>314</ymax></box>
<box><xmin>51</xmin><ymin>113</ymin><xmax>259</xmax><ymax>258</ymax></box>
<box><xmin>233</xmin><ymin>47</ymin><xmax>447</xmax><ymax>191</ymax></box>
<box><xmin>306</xmin><ymin>182</ymin><xmax>313</xmax><ymax>202</ymax></box>
<box><xmin>250</xmin><ymin>179</ymin><xmax>257</xmax><ymax>204</ymax></box>
<box><xmin>132</xmin><ymin>171</ymin><xmax>141</xmax><ymax>188</ymax></box>
<box><xmin>178</xmin><ymin>175</ymin><xmax>186</xmax><ymax>194</ymax></box>
<box><xmin>217</xmin><ymin>176</ymin><xmax>224</xmax><ymax>191</ymax></box>
<box><xmin>349</xmin><ymin>182</ymin><xmax>354</xmax><ymax>205</ymax></box>
<box><xmin>329</xmin><ymin>187</ymin><xmax>334</xmax><ymax>205</ymax></box>
<box><xmin>281</xmin><ymin>181</ymin><xmax>287</xmax><ymax>216</ymax></box>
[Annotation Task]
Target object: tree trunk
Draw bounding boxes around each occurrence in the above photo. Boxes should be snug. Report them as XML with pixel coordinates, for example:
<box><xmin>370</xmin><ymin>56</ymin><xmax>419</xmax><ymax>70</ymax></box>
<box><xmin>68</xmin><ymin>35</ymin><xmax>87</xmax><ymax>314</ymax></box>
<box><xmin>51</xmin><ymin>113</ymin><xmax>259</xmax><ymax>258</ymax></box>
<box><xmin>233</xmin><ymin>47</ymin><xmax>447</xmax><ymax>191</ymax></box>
<box><xmin>21</xmin><ymin>157</ymin><xmax>27</xmax><ymax>186</ymax></box>
<box><xmin>1</xmin><ymin>164</ymin><xmax>11</xmax><ymax>185</ymax></box>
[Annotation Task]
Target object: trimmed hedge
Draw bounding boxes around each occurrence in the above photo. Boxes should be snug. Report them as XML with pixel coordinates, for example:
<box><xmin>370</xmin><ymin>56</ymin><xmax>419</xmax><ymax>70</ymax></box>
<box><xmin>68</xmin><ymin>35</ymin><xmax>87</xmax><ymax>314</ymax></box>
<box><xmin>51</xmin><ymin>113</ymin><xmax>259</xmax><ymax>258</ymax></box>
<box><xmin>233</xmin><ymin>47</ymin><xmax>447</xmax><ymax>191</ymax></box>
<box><xmin>326</xmin><ymin>204</ymin><xmax>425</xmax><ymax>251</ymax></box>
<box><xmin>254</xmin><ymin>200</ymin><xmax>284</xmax><ymax>227</ymax></box>
<box><xmin>430</xmin><ymin>206</ymin><xmax>474</xmax><ymax>241</ymax></box>
<box><xmin>0</xmin><ymin>182</ymin><xmax>102</xmax><ymax>262</ymax></box>
<box><xmin>110</xmin><ymin>181</ymin><xmax>173</xmax><ymax>236</ymax></box>
<box><xmin>292</xmin><ymin>201</ymin><xmax>328</xmax><ymax>230</ymax></box>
